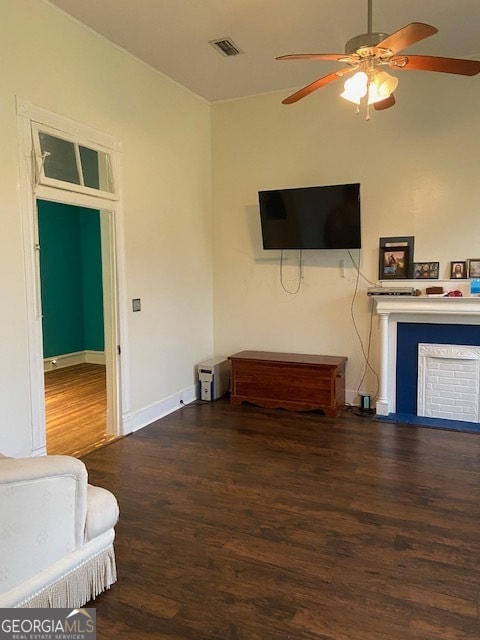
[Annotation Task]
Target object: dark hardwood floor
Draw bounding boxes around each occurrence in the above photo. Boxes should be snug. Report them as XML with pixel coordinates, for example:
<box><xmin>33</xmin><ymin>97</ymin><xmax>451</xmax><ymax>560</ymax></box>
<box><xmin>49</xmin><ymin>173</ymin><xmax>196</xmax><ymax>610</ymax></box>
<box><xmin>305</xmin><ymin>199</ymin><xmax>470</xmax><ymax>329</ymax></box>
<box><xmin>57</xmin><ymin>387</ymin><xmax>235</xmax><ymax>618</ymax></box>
<box><xmin>83</xmin><ymin>399</ymin><xmax>480</xmax><ymax>639</ymax></box>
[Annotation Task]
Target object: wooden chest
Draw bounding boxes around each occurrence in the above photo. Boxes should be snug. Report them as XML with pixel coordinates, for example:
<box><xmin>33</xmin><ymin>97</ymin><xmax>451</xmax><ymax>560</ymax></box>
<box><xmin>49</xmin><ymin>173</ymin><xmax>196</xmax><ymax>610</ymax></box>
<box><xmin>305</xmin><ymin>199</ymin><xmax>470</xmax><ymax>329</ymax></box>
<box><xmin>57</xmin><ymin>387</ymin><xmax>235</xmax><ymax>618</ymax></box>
<box><xmin>229</xmin><ymin>351</ymin><xmax>347</xmax><ymax>416</ymax></box>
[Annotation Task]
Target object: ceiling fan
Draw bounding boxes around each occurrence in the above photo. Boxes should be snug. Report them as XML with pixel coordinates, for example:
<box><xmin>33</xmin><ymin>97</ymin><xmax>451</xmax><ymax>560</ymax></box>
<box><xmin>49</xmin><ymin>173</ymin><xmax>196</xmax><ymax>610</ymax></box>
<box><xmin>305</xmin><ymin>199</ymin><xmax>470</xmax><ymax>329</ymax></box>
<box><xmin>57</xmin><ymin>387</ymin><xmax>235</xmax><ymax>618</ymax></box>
<box><xmin>277</xmin><ymin>0</ymin><xmax>480</xmax><ymax>116</ymax></box>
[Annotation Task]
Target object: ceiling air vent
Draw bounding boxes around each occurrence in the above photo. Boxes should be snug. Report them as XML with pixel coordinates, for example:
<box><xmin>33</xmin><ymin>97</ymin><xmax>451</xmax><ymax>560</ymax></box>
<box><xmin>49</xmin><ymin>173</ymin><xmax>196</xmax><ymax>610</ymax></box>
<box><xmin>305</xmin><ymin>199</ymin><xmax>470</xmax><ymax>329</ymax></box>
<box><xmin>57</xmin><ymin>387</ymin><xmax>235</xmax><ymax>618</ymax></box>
<box><xmin>210</xmin><ymin>38</ymin><xmax>243</xmax><ymax>57</ymax></box>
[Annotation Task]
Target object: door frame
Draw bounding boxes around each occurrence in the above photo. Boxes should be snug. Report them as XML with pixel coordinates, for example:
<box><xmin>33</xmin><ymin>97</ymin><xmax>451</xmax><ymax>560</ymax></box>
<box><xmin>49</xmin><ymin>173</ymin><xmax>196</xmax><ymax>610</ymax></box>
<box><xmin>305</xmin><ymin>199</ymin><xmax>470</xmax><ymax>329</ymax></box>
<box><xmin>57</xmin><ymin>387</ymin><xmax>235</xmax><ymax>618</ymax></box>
<box><xmin>16</xmin><ymin>97</ymin><xmax>131</xmax><ymax>455</ymax></box>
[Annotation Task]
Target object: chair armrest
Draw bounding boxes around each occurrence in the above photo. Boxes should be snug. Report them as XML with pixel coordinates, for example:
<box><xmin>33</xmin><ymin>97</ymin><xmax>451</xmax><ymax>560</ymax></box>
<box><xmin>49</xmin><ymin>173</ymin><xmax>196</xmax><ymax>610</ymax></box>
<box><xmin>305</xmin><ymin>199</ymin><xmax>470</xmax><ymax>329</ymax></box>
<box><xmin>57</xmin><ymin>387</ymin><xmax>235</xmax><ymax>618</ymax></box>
<box><xmin>85</xmin><ymin>485</ymin><xmax>119</xmax><ymax>541</ymax></box>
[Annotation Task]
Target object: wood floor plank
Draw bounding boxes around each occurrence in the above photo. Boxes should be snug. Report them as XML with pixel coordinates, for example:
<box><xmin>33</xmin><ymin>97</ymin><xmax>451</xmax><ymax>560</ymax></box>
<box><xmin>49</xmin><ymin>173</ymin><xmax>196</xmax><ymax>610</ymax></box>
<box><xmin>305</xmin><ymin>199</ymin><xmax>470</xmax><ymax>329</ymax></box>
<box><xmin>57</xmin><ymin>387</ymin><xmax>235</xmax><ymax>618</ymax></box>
<box><xmin>45</xmin><ymin>363</ymin><xmax>116</xmax><ymax>457</ymax></box>
<box><xmin>82</xmin><ymin>400</ymin><xmax>480</xmax><ymax>639</ymax></box>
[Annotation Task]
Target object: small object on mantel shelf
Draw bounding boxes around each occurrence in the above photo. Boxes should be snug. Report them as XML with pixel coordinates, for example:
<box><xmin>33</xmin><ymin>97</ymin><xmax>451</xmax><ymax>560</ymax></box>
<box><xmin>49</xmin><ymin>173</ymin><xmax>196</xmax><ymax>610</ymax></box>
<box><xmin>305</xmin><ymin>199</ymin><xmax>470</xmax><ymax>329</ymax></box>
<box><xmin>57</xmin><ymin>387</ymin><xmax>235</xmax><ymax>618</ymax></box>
<box><xmin>426</xmin><ymin>286</ymin><xmax>444</xmax><ymax>295</ymax></box>
<box><xmin>446</xmin><ymin>290</ymin><xmax>463</xmax><ymax>297</ymax></box>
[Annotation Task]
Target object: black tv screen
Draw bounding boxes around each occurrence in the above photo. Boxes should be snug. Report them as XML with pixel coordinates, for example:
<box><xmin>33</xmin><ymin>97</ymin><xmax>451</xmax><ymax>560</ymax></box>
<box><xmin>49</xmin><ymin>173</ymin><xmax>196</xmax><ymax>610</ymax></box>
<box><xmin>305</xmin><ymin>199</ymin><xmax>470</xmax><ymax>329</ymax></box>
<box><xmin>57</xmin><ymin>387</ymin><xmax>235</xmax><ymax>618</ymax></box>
<box><xmin>258</xmin><ymin>183</ymin><xmax>361</xmax><ymax>250</ymax></box>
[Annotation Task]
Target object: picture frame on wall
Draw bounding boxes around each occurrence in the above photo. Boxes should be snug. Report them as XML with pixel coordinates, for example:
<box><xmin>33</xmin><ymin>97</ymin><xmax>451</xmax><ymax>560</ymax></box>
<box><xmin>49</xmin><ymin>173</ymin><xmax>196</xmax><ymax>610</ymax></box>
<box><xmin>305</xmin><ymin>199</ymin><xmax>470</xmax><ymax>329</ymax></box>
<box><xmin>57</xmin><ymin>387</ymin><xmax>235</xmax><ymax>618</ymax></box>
<box><xmin>468</xmin><ymin>259</ymin><xmax>480</xmax><ymax>278</ymax></box>
<box><xmin>379</xmin><ymin>246</ymin><xmax>410</xmax><ymax>279</ymax></box>
<box><xmin>378</xmin><ymin>236</ymin><xmax>414</xmax><ymax>280</ymax></box>
<box><xmin>450</xmin><ymin>261</ymin><xmax>467</xmax><ymax>279</ymax></box>
<box><xmin>413</xmin><ymin>262</ymin><xmax>440</xmax><ymax>279</ymax></box>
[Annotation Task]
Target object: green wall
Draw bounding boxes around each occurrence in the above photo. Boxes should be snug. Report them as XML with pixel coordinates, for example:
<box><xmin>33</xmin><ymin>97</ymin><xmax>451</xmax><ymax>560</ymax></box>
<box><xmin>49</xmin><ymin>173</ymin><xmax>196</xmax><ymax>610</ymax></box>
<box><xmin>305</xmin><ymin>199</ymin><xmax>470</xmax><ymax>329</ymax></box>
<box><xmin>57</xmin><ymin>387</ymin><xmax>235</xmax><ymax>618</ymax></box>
<box><xmin>37</xmin><ymin>200</ymin><xmax>104</xmax><ymax>358</ymax></box>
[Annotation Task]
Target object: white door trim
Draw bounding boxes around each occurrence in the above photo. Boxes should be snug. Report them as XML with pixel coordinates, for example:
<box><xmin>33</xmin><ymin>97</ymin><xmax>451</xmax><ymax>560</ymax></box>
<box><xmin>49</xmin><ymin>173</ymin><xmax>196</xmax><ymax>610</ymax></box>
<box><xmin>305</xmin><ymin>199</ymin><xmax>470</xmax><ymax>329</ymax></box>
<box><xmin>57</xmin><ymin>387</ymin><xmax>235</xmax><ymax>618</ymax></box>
<box><xmin>16</xmin><ymin>97</ymin><xmax>131</xmax><ymax>455</ymax></box>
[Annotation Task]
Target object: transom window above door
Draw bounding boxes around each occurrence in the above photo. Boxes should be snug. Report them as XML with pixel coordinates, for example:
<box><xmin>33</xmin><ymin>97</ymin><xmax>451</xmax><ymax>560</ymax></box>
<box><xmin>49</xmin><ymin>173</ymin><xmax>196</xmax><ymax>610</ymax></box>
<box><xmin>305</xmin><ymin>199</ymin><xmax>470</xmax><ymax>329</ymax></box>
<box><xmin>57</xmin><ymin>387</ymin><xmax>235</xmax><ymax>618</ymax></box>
<box><xmin>32</xmin><ymin>124</ymin><xmax>117</xmax><ymax>200</ymax></box>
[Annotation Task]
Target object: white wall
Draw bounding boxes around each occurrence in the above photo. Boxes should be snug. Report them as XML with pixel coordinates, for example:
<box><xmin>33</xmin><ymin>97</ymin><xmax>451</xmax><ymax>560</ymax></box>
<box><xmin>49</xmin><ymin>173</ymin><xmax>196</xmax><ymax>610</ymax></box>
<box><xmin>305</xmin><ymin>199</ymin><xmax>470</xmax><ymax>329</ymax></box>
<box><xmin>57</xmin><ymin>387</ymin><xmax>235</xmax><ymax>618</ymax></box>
<box><xmin>211</xmin><ymin>72</ymin><xmax>480</xmax><ymax>402</ymax></box>
<box><xmin>0</xmin><ymin>0</ymin><xmax>213</xmax><ymax>455</ymax></box>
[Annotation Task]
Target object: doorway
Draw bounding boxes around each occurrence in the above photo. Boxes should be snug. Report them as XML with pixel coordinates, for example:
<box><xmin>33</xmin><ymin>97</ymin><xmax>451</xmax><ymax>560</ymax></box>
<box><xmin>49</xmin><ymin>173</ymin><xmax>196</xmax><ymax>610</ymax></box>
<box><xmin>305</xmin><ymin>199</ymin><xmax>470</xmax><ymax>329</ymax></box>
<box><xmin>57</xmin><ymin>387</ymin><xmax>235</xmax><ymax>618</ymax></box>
<box><xmin>37</xmin><ymin>200</ymin><xmax>116</xmax><ymax>456</ymax></box>
<box><xmin>17</xmin><ymin>98</ymin><xmax>127</xmax><ymax>456</ymax></box>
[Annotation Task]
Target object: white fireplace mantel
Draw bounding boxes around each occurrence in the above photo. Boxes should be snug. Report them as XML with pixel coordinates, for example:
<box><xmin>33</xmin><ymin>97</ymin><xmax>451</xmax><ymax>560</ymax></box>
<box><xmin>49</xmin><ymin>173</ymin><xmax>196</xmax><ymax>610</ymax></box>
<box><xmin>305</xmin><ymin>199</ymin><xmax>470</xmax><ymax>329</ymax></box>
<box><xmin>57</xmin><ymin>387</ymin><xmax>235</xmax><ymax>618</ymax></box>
<box><xmin>373</xmin><ymin>296</ymin><xmax>480</xmax><ymax>416</ymax></box>
<box><xmin>374</xmin><ymin>295</ymin><xmax>480</xmax><ymax>317</ymax></box>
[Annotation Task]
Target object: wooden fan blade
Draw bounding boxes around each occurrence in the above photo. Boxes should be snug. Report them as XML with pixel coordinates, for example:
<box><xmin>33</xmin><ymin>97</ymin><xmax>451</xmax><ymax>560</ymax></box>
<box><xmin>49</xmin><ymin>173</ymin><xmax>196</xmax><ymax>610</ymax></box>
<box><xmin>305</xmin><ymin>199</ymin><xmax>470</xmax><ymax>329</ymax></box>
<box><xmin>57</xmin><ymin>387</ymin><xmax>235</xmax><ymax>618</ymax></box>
<box><xmin>374</xmin><ymin>94</ymin><xmax>396</xmax><ymax>111</ymax></box>
<box><xmin>375</xmin><ymin>22</ymin><xmax>438</xmax><ymax>55</ymax></box>
<box><xmin>392</xmin><ymin>55</ymin><xmax>480</xmax><ymax>76</ymax></box>
<box><xmin>276</xmin><ymin>53</ymin><xmax>346</xmax><ymax>62</ymax></box>
<box><xmin>281</xmin><ymin>69</ymin><xmax>352</xmax><ymax>104</ymax></box>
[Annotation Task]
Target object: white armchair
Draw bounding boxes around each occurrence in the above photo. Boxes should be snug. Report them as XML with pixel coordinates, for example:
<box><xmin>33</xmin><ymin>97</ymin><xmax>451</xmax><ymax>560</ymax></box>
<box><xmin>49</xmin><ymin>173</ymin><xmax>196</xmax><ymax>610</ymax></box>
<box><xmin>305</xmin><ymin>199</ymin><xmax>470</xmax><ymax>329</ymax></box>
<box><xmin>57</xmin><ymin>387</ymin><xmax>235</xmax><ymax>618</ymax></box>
<box><xmin>0</xmin><ymin>453</ymin><xmax>119</xmax><ymax>608</ymax></box>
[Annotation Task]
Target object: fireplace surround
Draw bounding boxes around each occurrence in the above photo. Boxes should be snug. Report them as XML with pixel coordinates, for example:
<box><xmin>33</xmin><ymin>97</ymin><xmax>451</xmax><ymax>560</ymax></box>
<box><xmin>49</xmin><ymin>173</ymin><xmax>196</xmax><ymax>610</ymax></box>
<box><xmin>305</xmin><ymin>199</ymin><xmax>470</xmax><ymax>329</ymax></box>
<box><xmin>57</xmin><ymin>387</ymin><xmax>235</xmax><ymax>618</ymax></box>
<box><xmin>417</xmin><ymin>342</ymin><xmax>480</xmax><ymax>422</ymax></box>
<box><xmin>373</xmin><ymin>296</ymin><xmax>480</xmax><ymax>426</ymax></box>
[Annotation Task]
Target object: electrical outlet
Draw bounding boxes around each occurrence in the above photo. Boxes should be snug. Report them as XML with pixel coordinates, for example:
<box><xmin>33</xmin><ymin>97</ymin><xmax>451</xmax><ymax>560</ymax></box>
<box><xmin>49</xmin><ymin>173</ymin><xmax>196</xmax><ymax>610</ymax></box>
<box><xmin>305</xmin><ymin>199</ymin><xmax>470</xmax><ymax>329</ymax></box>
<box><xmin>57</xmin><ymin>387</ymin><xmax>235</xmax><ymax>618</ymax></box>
<box><xmin>132</xmin><ymin>298</ymin><xmax>141</xmax><ymax>312</ymax></box>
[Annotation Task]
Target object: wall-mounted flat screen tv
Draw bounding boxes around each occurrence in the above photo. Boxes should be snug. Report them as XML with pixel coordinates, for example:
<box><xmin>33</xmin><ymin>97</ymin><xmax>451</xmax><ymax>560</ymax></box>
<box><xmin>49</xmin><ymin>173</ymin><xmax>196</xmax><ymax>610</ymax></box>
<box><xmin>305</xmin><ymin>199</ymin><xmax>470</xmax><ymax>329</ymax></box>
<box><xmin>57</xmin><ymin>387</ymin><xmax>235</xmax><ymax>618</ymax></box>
<box><xmin>258</xmin><ymin>183</ymin><xmax>361</xmax><ymax>250</ymax></box>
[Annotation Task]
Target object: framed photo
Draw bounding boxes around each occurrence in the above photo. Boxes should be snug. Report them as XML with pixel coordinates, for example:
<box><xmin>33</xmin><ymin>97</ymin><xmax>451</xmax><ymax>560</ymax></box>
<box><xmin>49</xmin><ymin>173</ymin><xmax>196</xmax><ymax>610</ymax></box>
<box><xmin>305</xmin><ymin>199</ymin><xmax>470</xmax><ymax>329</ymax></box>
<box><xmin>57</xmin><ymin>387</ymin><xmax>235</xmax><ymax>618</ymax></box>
<box><xmin>450</xmin><ymin>261</ymin><xmax>467</xmax><ymax>279</ymax></box>
<box><xmin>379</xmin><ymin>236</ymin><xmax>414</xmax><ymax>279</ymax></box>
<box><xmin>380</xmin><ymin>246</ymin><xmax>410</xmax><ymax>279</ymax></box>
<box><xmin>413</xmin><ymin>262</ymin><xmax>439</xmax><ymax>279</ymax></box>
<box><xmin>468</xmin><ymin>259</ymin><xmax>480</xmax><ymax>278</ymax></box>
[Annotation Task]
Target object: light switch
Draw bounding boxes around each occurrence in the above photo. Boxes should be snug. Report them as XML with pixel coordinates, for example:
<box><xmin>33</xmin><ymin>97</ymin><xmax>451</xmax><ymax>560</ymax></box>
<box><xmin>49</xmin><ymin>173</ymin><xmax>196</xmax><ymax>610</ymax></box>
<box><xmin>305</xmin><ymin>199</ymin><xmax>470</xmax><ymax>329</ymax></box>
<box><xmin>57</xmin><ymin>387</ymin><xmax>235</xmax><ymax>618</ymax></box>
<box><xmin>132</xmin><ymin>298</ymin><xmax>141</xmax><ymax>312</ymax></box>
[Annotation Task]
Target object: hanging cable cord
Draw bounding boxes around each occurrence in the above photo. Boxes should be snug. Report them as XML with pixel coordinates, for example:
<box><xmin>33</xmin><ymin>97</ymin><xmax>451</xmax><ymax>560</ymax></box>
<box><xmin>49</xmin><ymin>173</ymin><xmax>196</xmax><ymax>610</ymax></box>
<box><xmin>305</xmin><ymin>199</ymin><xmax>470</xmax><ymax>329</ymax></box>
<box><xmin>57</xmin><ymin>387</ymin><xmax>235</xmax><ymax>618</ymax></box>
<box><xmin>347</xmin><ymin>250</ymin><xmax>379</xmax><ymax>401</ymax></box>
<box><xmin>347</xmin><ymin>249</ymin><xmax>379</xmax><ymax>287</ymax></box>
<box><xmin>280</xmin><ymin>249</ymin><xmax>303</xmax><ymax>294</ymax></box>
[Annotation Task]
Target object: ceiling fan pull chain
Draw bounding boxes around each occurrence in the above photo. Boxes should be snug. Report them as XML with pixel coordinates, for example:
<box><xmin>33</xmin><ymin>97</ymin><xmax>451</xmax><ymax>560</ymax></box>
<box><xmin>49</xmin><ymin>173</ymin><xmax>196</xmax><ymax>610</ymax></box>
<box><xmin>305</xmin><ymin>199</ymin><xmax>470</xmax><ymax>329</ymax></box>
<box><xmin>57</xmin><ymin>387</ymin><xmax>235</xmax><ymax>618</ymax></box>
<box><xmin>367</xmin><ymin>0</ymin><xmax>373</xmax><ymax>35</ymax></box>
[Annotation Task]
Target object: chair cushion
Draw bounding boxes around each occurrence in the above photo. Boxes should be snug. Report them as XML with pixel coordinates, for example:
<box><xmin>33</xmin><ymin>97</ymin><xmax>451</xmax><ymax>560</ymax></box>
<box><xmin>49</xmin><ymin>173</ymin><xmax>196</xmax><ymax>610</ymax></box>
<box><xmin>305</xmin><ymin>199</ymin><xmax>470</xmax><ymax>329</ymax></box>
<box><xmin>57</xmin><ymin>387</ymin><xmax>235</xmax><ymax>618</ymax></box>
<box><xmin>85</xmin><ymin>485</ymin><xmax>119</xmax><ymax>542</ymax></box>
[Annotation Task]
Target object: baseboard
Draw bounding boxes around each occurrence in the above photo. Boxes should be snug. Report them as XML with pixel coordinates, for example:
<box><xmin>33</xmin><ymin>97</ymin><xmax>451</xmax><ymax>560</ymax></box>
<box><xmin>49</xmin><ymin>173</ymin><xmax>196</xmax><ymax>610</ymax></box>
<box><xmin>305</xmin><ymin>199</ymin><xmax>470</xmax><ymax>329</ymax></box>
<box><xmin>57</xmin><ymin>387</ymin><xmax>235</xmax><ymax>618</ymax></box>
<box><xmin>43</xmin><ymin>351</ymin><xmax>106</xmax><ymax>371</ymax></box>
<box><xmin>123</xmin><ymin>384</ymin><xmax>198</xmax><ymax>435</ymax></box>
<box><xmin>84</xmin><ymin>350</ymin><xmax>106</xmax><ymax>365</ymax></box>
<box><xmin>30</xmin><ymin>444</ymin><xmax>47</xmax><ymax>457</ymax></box>
<box><xmin>346</xmin><ymin>388</ymin><xmax>361</xmax><ymax>407</ymax></box>
<box><xmin>123</xmin><ymin>386</ymin><xmax>361</xmax><ymax>435</ymax></box>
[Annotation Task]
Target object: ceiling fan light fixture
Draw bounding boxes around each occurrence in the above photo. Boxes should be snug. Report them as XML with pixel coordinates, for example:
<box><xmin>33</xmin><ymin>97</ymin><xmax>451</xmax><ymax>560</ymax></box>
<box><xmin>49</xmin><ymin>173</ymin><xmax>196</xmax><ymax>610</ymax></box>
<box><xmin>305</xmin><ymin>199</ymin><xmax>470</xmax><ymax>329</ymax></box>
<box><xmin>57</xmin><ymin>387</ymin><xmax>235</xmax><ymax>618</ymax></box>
<box><xmin>340</xmin><ymin>71</ymin><xmax>368</xmax><ymax>104</ymax></box>
<box><xmin>278</xmin><ymin>0</ymin><xmax>480</xmax><ymax>115</ymax></box>
<box><xmin>367</xmin><ymin>81</ymin><xmax>384</xmax><ymax>105</ymax></box>
<box><xmin>374</xmin><ymin>70</ymin><xmax>398</xmax><ymax>98</ymax></box>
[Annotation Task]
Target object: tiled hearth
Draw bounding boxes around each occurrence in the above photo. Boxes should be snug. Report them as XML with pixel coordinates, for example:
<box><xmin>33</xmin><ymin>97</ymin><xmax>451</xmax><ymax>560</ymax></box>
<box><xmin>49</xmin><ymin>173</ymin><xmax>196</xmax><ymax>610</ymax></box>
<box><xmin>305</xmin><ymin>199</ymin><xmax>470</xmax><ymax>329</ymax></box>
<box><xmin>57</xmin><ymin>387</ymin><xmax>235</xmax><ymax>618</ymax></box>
<box><xmin>373</xmin><ymin>296</ymin><xmax>480</xmax><ymax>430</ymax></box>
